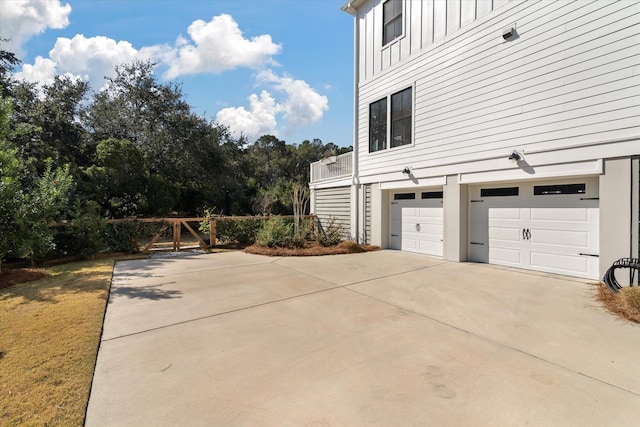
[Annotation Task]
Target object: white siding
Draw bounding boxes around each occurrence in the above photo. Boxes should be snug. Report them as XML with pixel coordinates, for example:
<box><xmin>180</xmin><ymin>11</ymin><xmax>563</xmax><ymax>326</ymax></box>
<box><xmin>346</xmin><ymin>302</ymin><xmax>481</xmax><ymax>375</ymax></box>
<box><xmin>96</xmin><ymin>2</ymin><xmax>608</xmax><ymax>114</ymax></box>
<box><xmin>314</xmin><ymin>187</ymin><xmax>352</xmax><ymax>238</ymax></box>
<box><xmin>357</xmin><ymin>0</ymin><xmax>512</xmax><ymax>81</ymax></box>
<box><xmin>356</xmin><ymin>0</ymin><xmax>640</xmax><ymax>179</ymax></box>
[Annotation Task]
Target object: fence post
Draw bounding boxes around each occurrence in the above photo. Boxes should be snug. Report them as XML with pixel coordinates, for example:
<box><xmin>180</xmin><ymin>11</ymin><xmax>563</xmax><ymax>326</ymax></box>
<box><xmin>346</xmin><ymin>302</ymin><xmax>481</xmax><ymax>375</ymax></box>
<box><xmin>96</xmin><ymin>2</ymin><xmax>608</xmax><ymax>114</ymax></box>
<box><xmin>210</xmin><ymin>219</ymin><xmax>216</xmax><ymax>248</ymax></box>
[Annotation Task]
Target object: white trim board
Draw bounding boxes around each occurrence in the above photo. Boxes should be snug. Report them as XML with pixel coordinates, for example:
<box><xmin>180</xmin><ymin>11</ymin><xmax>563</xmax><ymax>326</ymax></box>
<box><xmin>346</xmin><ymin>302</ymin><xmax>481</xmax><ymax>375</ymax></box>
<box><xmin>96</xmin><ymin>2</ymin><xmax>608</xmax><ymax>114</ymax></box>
<box><xmin>459</xmin><ymin>159</ymin><xmax>603</xmax><ymax>184</ymax></box>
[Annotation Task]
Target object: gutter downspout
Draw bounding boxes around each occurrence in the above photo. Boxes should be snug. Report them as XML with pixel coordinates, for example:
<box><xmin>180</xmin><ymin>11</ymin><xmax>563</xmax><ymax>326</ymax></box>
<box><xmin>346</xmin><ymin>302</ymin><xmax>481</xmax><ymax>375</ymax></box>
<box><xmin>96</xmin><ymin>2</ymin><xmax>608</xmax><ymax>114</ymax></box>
<box><xmin>344</xmin><ymin>2</ymin><xmax>361</xmax><ymax>242</ymax></box>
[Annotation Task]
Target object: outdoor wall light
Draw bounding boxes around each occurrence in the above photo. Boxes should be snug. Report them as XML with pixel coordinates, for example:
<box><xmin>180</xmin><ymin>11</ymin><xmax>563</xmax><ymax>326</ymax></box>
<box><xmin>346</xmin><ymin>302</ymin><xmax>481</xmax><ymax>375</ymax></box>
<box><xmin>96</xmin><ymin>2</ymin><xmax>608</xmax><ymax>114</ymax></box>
<box><xmin>508</xmin><ymin>150</ymin><xmax>522</xmax><ymax>162</ymax></box>
<box><xmin>402</xmin><ymin>167</ymin><xmax>411</xmax><ymax>175</ymax></box>
<box><xmin>502</xmin><ymin>27</ymin><xmax>518</xmax><ymax>41</ymax></box>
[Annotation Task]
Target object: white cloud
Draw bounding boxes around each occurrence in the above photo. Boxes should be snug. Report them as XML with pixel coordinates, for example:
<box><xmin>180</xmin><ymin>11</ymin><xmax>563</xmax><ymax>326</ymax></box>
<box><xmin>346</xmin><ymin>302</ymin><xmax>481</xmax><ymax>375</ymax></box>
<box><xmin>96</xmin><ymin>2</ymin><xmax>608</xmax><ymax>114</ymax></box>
<box><xmin>17</xmin><ymin>34</ymin><xmax>143</xmax><ymax>90</ymax></box>
<box><xmin>258</xmin><ymin>70</ymin><xmax>329</xmax><ymax>128</ymax></box>
<box><xmin>0</xmin><ymin>0</ymin><xmax>71</xmax><ymax>55</ymax></box>
<box><xmin>215</xmin><ymin>90</ymin><xmax>280</xmax><ymax>140</ymax></box>
<box><xmin>215</xmin><ymin>70</ymin><xmax>329</xmax><ymax>140</ymax></box>
<box><xmin>163</xmin><ymin>14</ymin><xmax>281</xmax><ymax>79</ymax></box>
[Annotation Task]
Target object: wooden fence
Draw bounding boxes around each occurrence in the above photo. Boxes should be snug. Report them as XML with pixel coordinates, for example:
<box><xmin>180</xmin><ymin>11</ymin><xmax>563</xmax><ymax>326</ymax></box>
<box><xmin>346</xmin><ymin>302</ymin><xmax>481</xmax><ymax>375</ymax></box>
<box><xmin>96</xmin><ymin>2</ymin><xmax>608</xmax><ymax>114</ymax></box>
<box><xmin>53</xmin><ymin>215</ymin><xmax>316</xmax><ymax>252</ymax></box>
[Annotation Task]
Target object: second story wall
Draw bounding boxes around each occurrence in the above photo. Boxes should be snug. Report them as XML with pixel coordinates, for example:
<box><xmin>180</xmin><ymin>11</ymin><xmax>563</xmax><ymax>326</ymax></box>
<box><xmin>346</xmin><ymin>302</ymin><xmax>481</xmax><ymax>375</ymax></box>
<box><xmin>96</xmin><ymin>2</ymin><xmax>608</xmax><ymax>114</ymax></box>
<box><xmin>353</xmin><ymin>0</ymin><xmax>640</xmax><ymax>181</ymax></box>
<box><xmin>357</xmin><ymin>0</ymin><xmax>511</xmax><ymax>82</ymax></box>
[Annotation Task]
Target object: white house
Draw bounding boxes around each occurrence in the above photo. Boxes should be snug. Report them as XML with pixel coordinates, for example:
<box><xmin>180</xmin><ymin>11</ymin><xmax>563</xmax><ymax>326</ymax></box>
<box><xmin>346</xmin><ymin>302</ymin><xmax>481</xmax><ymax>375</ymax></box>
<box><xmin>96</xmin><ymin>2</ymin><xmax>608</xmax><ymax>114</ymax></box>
<box><xmin>310</xmin><ymin>0</ymin><xmax>640</xmax><ymax>281</ymax></box>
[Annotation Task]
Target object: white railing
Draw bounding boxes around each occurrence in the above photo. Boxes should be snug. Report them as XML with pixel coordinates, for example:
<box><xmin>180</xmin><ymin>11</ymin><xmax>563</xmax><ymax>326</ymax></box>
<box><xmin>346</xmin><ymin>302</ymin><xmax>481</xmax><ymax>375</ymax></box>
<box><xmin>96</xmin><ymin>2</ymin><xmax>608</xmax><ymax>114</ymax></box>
<box><xmin>310</xmin><ymin>151</ymin><xmax>353</xmax><ymax>183</ymax></box>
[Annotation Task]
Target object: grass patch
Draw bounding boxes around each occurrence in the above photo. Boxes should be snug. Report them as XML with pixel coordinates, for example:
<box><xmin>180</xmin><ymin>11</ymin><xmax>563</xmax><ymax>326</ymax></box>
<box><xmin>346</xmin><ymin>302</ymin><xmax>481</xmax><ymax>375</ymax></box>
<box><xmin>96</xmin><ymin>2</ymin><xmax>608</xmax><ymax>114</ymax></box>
<box><xmin>594</xmin><ymin>282</ymin><xmax>640</xmax><ymax>324</ymax></box>
<box><xmin>0</xmin><ymin>258</ymin><xmax>117</xmax><ymax>425</ymax></box>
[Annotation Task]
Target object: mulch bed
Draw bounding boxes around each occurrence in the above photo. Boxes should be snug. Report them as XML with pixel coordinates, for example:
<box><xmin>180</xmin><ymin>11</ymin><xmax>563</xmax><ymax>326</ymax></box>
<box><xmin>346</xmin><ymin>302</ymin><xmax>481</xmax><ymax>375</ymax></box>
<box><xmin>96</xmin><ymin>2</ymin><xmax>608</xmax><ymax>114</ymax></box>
<box><xmin>244</xmin><ymin>241</ymin><xmax>380</xmax><ymax>257</ymax></box>
<box><xmin>593</xmin><ymin>282</ymin><xmax>640</xmax><ymax>324</ymax></box>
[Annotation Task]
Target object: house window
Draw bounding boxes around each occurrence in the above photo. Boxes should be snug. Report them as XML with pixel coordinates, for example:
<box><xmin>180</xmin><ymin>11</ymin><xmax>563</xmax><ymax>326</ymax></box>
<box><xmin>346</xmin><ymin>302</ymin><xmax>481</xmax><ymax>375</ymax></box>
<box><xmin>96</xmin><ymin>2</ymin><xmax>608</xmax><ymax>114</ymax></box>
<box><xmin>391</xmin><ymin>87</ymin><xmax>412</xmax><ymax>148</ymax></box>
<box><xmin>481</xmin><ymin>187</ymin><xmax>519</xmax><ymax>197</ymax></box>
<box><xmin>369</xmin><ymin>97</ymin><xmax>387</xmax><ymax>152</ymax></box>
<box><xmin>394</xmin><ymin>192</ymin><xmax>415</xmax><ymax>200</ymax></box>
<box><xmin>422</xmin><ymin>191</ymin><xmax>443</xmax><ymax>199</ymax></box>
<box><xmin>534</xmin><ymin>183</ymin><xmax>586</xmax><ymax>195</ymax></box>
<box><xmin>369</xmin><ymin>86</ymin><xmax>412</xmax><ymax>153</ymax></box>
<box><xmin>383</xmin><ymin>0</ymin><xmax>402</xmax><ymax>45</ymax></box>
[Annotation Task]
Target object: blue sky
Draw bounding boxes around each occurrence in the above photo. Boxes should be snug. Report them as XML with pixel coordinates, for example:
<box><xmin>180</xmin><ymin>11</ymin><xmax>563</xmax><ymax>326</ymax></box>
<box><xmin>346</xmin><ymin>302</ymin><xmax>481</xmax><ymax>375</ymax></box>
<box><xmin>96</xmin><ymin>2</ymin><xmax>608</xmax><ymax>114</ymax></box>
<box><xmin>1</xmin><ymin>0</ymin><xmax>354</xmax><ymax>146</ymax></box>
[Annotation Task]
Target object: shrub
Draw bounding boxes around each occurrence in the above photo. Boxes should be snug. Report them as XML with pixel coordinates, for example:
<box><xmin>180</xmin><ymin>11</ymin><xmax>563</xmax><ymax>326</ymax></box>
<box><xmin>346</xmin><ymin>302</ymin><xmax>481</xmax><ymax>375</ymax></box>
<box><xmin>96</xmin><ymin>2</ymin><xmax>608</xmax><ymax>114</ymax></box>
<box><xmin>255</xmin><ymin>217</ymin><xmax>303</xmax><ymax>248</ymax></box>
<box><xmin>216</xmin><ymin>219</ymin><xmax>263</xmax><ymax>245</ymax></box>
<box><xmin>316</xmin><ymin>217</ymin><xmax>344</xmax><ymax>247</ymax></box>
<box><xmin>103</xmin><ymin>221</ymin><xmax>142</xmax><ymax>253</ymax></box>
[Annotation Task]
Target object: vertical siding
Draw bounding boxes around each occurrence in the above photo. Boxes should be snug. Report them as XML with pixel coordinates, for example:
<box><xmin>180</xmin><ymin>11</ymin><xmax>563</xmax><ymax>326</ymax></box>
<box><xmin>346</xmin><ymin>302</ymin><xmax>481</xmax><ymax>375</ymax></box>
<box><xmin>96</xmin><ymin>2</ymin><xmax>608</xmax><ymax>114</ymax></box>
<box><xmin>315</xmin><ymin>187</ymin><xmax>352</xmax><ymax>238</ymax></box>
<box><xmin>359</xmin><ymin>0</ymin><xmax>511</xmax><ymax>81</ymax></box>
<box><xmin>356</xmin><ymin>0</ymin><xmax>640</xmax><ymax>178</ymax></box>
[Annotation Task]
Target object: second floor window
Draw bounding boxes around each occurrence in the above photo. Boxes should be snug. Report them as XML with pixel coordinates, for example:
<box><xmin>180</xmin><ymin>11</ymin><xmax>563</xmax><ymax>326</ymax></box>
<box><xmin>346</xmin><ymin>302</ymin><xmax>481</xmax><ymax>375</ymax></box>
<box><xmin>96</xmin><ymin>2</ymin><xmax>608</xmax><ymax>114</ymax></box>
<box><xmin>369</xmin><ymin>86</ymin><xmax>412</xmax><ymax>153</ymax></box>
<box><xmin>391</xmin><ymin>87</ymin><xmax>412</xmax><ymax>148</ymax></box>
<box><xmin>383</xmin><ymin>0</ymin><xmax>402</xmax><ymax>45</ymax></box>
<box><xmin>369</xmin><ymin>98</ymin><xmax>387</xmax><ymax>152</ymax></box>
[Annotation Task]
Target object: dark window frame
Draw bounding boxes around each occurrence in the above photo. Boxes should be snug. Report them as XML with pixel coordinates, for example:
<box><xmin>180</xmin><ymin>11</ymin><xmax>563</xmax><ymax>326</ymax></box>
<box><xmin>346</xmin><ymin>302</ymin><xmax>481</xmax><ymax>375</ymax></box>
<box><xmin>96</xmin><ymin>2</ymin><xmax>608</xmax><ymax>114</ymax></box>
<box><xmin>480</xmin><ymin>187</ymin><xmax>519</xmax><ymax>197</ymax></box>
<box><xmin>369</xmin><ymin>97</ymin><xmax>387</xmax><ymax>152</ymax></box>
<box><xmin>394</xmin><ymin>192</ymin><xmax>416</xmax><ymax>200</ymax></box>
<box><xmin>369</xmin><ymin>86</ymin><xmax>412</xmax><ymax>153</ymax></box>
<box><xmin>534</xmin><ymin>183</ymin><xmax>586</xmax><ymax>195</ymax></box>
<box><xmin>421</xmin><ymin>191</ymin><xmax>444</xmax><ymax>199</ymax></box>
<box><xmin>391</xmin><ymin>87</ymin><xmax>412</xmax><ymax>148</ymax></box>
<box><xmin>383</xmin><ymin>0</ymin><xmax>403</xmax><ymax>45</ymax></box>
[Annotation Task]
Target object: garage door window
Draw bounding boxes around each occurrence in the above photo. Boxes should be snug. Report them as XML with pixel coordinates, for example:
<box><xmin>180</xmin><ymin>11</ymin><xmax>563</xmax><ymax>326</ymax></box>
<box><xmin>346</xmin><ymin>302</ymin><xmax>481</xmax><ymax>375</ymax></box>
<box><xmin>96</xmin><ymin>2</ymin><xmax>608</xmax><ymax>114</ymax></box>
<box><xmin>480</xmin><ymin>187</ymin><xmax>519</xmax><ymax>197</ymax></box>
<box><xmin>534</xmin><ymin>183</ymin><xmax>586</xmax><ymax>195</ymax></box>
<box><xmin>421</xmin><ymin>191</ymin><xmax>443</xmax><ymax>199</ymax></box>
<box><xmin>394</xmin><ymin>193</ymin><xmax>415</xmax><ymax>200</ymax></box>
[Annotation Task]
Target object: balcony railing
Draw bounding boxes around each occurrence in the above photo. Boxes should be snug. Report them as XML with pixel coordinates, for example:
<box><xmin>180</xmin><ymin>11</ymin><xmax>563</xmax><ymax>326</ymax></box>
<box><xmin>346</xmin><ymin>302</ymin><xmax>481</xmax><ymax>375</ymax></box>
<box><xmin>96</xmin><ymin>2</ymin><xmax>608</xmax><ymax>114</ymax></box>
<box><xmin>310</xmin><ymin>151</ymin><xmax>353</xmax><ymax>183</ymax></box>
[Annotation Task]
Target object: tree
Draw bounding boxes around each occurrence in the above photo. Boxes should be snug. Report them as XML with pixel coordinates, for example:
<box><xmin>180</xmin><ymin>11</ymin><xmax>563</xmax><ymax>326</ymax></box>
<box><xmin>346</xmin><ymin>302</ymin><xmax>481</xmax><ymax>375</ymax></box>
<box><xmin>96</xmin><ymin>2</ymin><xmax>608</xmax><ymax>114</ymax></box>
<box><xmin>0</xmin><ymin>41</ymin><xmax>20</xmax><ymax>96</ymax></box>
<box><xmin>13</xmin><ymin>160</ymin><xmax>74</xmax><ymax>265</ymax></box>
<box><xmin>0</xmin><ymin>92</ymin><xmax>21</xmax><ymax>270</ymax></box>
<box><xmin>84</xmin><ymin>139</ymin><xmax>148</xmax><ymax>217</ymax></box>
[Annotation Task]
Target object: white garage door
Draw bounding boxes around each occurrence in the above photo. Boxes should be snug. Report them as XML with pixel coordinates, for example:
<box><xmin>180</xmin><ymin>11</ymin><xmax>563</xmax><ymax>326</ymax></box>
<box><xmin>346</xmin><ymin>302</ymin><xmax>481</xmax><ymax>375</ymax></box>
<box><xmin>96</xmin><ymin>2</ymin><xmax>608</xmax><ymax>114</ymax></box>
<box><xmin>390</xmin><ymin>191</ymin><xmax>443</xmax><ymax>257</ymax></box>
<box><xmin>469</xmin><ymin>178</ymin><xmax>599</xmax><ymax>279</ymax></box>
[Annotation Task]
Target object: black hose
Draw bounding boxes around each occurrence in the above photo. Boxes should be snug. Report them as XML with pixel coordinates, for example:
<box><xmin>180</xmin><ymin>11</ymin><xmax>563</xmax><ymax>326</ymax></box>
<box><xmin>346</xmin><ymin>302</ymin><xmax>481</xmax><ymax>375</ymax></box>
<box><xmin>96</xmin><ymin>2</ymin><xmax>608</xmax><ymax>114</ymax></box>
<box><xmin>603</xmin><ymin>258</ymin><xmax>640</xmax><ymax>293</ymax></box>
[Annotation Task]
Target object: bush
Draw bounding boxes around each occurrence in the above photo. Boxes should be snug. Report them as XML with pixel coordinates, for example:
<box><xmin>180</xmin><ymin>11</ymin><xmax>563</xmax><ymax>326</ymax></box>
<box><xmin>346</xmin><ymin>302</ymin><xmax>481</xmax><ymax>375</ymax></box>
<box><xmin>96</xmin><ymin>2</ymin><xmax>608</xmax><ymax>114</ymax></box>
<box><xmin>103</xmin><ymin>221</ymin><xmax>142</xmax><ymax>253</ymax></box>
<box><xmin>316</xmin><ymin>217</ymin><xmax>344</xmax><ymax>247</ymax></box>
<box><xmin>216</xmin><ymin>218</ymin><xmax>263</xmax><ymax>245</ymax></box>
<box><xmin>255</xmin><ymin>217</ymin><xmax>303</xmax><ymax>248</ymax></box>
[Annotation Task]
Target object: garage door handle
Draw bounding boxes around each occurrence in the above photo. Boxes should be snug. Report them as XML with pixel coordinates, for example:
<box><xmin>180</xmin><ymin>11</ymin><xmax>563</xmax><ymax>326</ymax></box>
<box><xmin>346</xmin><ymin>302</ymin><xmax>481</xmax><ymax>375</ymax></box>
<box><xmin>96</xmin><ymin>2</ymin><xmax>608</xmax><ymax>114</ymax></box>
<box><xmin>579</xmin><ymin>253</ymin><xmax>599</xmax><ymax>257</ymax></box>
<box><xmin>416</xmin><ymin>224</ymin><xmax>421</xmax><ymax>232</ymax></box>
<box><xmin>523</xmin><ymin>228</ymin><xmax>531</xmax><ymax>240</ymax></box>
<box><xmin>526</xmin><ymin>229</ymin><xmax>531</xmax><ymax>240</ymax></box>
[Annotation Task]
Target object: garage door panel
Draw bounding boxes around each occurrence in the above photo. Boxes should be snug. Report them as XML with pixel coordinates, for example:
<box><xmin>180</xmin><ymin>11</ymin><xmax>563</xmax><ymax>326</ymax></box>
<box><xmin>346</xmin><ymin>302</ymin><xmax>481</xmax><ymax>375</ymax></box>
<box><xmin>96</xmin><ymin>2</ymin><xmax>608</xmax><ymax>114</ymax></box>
<box><xmin>530</xmin><ymin>207</ymin><xmax>590</xmax><ymax>222</ymax></box>
<box><xmin>390</xmin><ymin>196</ymin><xmax>443</xmax><ymax>257</ymax></box>
<box><xmin>531</xmin><ymin>229</ymin><xmax>590</xmax><ymax>248</ymax></box>
<box><xmin>490</xmin><ymin>226</ymin><xmax>522</xmax><ymax>243</ymax></box>
<box><xmin>490</xmin><ymin>247</ymin><xmax>522</xmax><ymax>265</ymax></box>
<box><xmin>529</xmin><ymin>251</ymin><xmax>594</xmax><ymax>277</ymax></box>
<box><xmin>469</xmin><ymin>178</ymin><xmax>599</xmax><ymax>279</ymax></box>
<box><xmin>489</xmin><ymin>207</ymin><xmax>524</xmax><ymax>220</ymax></box>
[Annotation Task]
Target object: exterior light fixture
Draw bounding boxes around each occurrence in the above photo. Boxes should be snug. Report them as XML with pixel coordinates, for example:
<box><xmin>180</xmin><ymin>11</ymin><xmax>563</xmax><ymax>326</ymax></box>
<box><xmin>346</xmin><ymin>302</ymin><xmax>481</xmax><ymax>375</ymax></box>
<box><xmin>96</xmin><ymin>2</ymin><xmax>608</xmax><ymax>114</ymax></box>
<box><xmin>502</xmin><ymin>27</ymin><xmax>518</xmax><ymax>41</ymax></box>
<box><xmin>402</xmin><ymin>167</ymin><xmax>411</xmax><ymax>175</ymax></box>
<box><xmin>508</xmin><ymin>150</ymin><xmax>522</xmax><ymax>162</ymax></box>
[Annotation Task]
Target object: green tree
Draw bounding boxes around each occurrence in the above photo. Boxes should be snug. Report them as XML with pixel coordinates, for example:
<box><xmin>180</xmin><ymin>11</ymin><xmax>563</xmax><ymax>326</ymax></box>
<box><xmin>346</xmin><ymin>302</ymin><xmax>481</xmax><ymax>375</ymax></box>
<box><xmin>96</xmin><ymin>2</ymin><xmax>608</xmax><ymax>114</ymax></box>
<box><xmin>84</xmin><ymin>138</ymin><xmax>148</xmax><ymax>217</ymax></box>
<box><xmin>13</xmin><ymin>160</ymin><xmax>74</xmax><ymax>266</ymax></box>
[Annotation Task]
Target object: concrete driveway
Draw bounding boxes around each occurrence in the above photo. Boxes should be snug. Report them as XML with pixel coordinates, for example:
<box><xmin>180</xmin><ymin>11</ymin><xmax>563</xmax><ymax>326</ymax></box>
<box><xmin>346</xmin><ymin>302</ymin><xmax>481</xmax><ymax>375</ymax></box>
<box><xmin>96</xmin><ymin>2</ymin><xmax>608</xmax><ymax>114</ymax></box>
<box><xmin>85</xmin><ymin>251</ymin><xmax>640</xmax><ymax>426</ymax></box>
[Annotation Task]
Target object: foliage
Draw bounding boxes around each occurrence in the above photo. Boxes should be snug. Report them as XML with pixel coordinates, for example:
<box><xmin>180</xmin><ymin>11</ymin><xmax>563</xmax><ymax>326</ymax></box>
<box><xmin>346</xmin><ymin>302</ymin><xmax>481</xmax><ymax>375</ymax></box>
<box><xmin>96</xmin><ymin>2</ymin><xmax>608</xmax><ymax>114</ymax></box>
<box><xmin>316</xmin><ymin>216</ymin><xmax>344</xmax><ymax>247</ymax></box>
<box><xmin>53</xmin><ymin>201</ymin><xmax>106</xmax><ymax>259</ymax></box>
<box><xmin>291</xmin><ymin>183</ymin><xmax>309</xmax><ymax>239</ymax></box>
<box><xmin>84</xmin><ymin>138</ymin><xmax>148</xmax><ymax>217</ymax></box>
<box><xmin>1</xmin><ymin>45</ymin><xmax>353</xmax><ymax>264</ymax></box>
<box><xmin>12</xmin><ymin>160</ymin><xmax>74</xmax><ymax>265</ymax></box>
<box><xmin>255</xmin><ymin>217</ymin><xmax>304</xmax><ymax>248</ymax></box>
<box><xmin>216</xmin><ymin>218</ymin><xmax>264</xmax><ymax>245</ymax></box>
